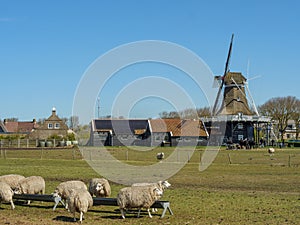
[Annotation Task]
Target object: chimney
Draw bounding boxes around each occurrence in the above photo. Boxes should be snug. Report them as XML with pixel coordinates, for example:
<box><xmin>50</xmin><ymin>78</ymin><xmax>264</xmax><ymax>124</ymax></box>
<box><xmin>52</xmin><ymin>107</ymin><xmax>56</xmax><ymax>116</ymax></box>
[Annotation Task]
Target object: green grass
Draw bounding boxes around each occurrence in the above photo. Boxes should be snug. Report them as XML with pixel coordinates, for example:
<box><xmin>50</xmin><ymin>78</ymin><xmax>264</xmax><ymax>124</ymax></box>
<box><xmin>0</xmin><ymin>147</ymin><xmax>300</xmax><ymax>224</ymax></box>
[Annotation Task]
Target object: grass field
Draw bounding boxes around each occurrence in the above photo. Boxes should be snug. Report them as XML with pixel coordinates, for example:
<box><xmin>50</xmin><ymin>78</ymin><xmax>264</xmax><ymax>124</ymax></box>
<box><xmin>0</xmin><ymin>147</ymin><xmax>300</xmax><ymax>225</ymax></box>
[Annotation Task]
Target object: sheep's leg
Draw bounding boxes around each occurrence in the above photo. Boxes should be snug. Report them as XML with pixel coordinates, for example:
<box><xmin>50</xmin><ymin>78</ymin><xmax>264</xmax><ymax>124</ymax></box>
<box><xmin>73</xmin><ymin>211</ymin><xmax>76</xmax><ymax>222</ymax></box>
<box><xmin>120</xmin><ymin>208</ymin><xmax>125</xmax><ymax>219</ymax></box>
<box><xmin>147</xmin><ymin>208</ymin><xmax>153</xmax><ymax>218</ymax></box>
<box><xmin>137</xmin><ymin>208</ymin><xmax>142</xmax><ymax>218</ymax></box>
<box><xmin>27</xmin><ymin>200</ymin><xmax>31</xmax><ymax>205</ymax></box>
<box><xmin>10</xmin><ymin>200</ymin><xmax>15</xmax><ymax>210</ymax></box>
<box><xmin>79</xmin><ymin>212</ymin><xmax>83</xmax><ymax>223</ymax></box>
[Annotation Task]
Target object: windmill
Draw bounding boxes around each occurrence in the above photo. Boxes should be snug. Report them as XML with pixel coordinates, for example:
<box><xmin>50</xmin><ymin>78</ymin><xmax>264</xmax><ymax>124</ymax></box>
<box><xmin>212</xmin><ymin>34</ymin><xmax>258</xmax><ymax>117</ymax></box>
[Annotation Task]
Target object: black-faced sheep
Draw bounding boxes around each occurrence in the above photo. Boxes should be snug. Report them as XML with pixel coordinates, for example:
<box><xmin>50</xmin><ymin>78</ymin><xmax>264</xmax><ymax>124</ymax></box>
<box><xmin>117</xmin><ymin>186</ymin><xmax>163</xmax><ymax>219</ymax></box>
<box><xmin>66</xmin><ymin>188</ymin><xmax>93</xmax><ymax>223</ymax></box>
<box><xmin>156</xmin><ymin>152</ymin><xmax>165</xmax><ymax>160</ymax></box>
<box><xmin>0</xmin><ymin>174</ymin><xmax>25</xmax><ymax>190</ymax></box>
<box><xmin>14</xmin><ymin>176</ymin><xmax>45</xmax><ymax>205</ymax></box>
<box><xmin>52</xmin><ymin>180</ymin><xmax>87</xmax><ymax>210</ymax></box>
<box><xmin>0</xmin><ymin>181</ymin><xmax>15</xmax><ymax>210</ymax></box>
<box><xmin>88</xmin><ymin>178</ymin><xmax>111</xmax><ymax>197</ymax></box>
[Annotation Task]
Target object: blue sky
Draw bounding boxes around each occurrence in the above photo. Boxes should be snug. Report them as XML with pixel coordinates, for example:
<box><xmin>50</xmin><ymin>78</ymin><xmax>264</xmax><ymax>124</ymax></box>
<box><xmin>1</xmin><ymin>0</ymin><xmax>299</xmax><ymax>124</ymax></box>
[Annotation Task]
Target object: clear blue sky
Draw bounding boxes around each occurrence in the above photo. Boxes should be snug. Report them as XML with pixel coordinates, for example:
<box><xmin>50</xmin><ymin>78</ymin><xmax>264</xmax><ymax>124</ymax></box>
<box><xmin>1</xmin><ymin>0</ymin><xmax>299</xmax><ymax>123</ymax></box>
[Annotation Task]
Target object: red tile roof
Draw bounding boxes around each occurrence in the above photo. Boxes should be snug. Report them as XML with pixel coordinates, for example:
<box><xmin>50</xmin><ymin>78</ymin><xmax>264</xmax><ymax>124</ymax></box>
<box><xmin>4</xmin><ymin>121</ymin><xmax>38</xmax><ymax>133</ymax></box>
<box><xmin>150</xmin><ymin>119</ymin><xmax>208</xmax><ymax>137</ymax></box>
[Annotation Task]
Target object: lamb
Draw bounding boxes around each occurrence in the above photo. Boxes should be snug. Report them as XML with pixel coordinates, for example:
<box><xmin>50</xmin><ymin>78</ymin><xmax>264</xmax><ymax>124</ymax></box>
<box><xmin>88</xmin><ymin>178</ymin><xmax>111</xmax><ymax>197</ymax></box>
<box><xmin>0</xmin><ymin>174</ymin><xmax>25</xmax><ymax>190</ymax></box>
<box><xmin>0</xmin><ymin>181</ymin><xmax>15</xmax><ymax>210</ymax></box>
<box><xmin>66</xmin><ymin>188</ymin><xmax>93</xmax><ymax>223</ymax></box>
<box><xmin>52</xmin><ymin>180</ymin><xmax>87</xmax><ymax>210</ymax></box>
<box><xmin>132</xmin><ymin>180</ymin><xmax>171</xmax><ymax>212</ymax></box>
<box><xmin>14</xmin><ymin>176</ymin><xmax>45</xmax><ymax>205</ymax></box>
<box><xmin>156</xmin><ymin>152</ymin><xmax>165</xmax><ymax>160</ymax></box>
<box><xmin>117</xmin><ymin>186</ymin><xmax>163</xmax><ymax>219</ymax></box>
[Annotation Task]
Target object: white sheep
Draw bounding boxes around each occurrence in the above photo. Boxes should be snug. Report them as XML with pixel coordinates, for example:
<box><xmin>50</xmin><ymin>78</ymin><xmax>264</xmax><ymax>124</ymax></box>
<box><xmin>88</xmin><ymin>178</ymin><xmax>111</xmax><ymax>197</ymax></box>
<box><xmin>0</xmin><ymin>181</ymin><xmax>15</xmax><ymax>210</ymax></box>
<box><xmin>52</xmin><ymin>180</ymin><xmax>87</xmax><ymax>210</ymax></box>
<box><xmin>0</xmin><ymin>174</ymin><xmax>25</xmax><ymax>190</ymax></box>
<box><xmin>14</xmin><ymin>176</ymin><xmax>45</xmax><ymax>205</ymax></box>
<box><xmin>132</xmin><ymin>180</ymin><xmax>171</xmax><ymax>212</ymax></box>
<box><xmin>268</xmin><ymin>148</ymin><xmax>275</xmax><ymax>155</ymax></box>
<box><xmin>66</xmin><ymin>188</ymin><xmax>93</xmax><ymax>223</ymax></box>
<box><xmin>117</xmin><ymin>186</ymin><xmax>163</xmax><ymax>219</ymax></box>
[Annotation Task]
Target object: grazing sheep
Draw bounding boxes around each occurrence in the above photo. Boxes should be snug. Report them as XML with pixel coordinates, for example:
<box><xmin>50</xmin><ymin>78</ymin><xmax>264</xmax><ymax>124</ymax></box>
<box><xmin>66</xmin><ymin>188</ymin><xmax>93</xmax><ymax>223</ymax></box>
<box><xmin>268</xmin><ymin>148</ymin><xmax>275</xmax><ymax>155</ymax></box>
<box><xmin>14</xmin><ymin>176</ymin><xmax>45</xmax><ymax>205</ymax></box>
<box><xmin>0</xmin><ymin>174</ymin><xmax>25</xmax><ymax>190</ymax></box>
<box><xmin>132</xmin><ymin>180</ymin><xmax>171</xmax><ymax>212</ymax></box>
<box><xmin>117</xmin><ymin>186</ymin><xmax>163</xmax><ymax>219</ymax></box>
<box><xmin>52</xmin><ymin>180</ymin><xmax>87</xmax><ymax>210</ymax></box>
<box><xmin>88</xmin><ymin>178</ymin><xmax>111</xmax><ymax>197</ymax></box>
<box><xmin>156</xmin><ymin>152</ymin><xmax>165</xmax><ymax>160</ymax></box>
<box><xmin>0</xmin><ymin>181</ymin><xmax>15</xmax><ymax>210</ymax></box>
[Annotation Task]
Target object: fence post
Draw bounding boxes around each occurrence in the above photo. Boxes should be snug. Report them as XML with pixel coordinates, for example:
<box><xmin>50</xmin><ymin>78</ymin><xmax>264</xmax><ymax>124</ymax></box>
<box><xmin>288</xmin><ymin>154</ymin><xmax>291</xmax><ymax>167</ymax></box>
<box><xmin>27</xmin><ymin>139</ymin><xmax>29</xmax><ymax>148</ymax></box>
<box><xmin>18</xmin><ymin>138</ymin><xmax>20</xmax><ymax>148</ymax></box>
<box><xmin>228</xmin><ymin>153</ymin><xmax>232</xmax><ymax>164</ymax></box>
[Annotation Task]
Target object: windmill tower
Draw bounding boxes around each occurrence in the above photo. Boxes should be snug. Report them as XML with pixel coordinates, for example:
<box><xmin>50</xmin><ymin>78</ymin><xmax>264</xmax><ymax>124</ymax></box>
<box><xmin>206</xmin><ymin>34</ymin><xmax>268</xmax><ymax>145</ymax></box>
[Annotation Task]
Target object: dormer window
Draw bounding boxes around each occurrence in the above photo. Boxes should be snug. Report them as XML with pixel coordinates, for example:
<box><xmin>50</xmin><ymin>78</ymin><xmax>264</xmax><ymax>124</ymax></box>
<box><xmin>48</xmin><ymin>123</ymin><xmax>53</xmax><ymax>129</ymax></box>
<box><xmin>55</xmin><ymin>123</ymin><xmax>60</xmax><ymax>129</ymax></box>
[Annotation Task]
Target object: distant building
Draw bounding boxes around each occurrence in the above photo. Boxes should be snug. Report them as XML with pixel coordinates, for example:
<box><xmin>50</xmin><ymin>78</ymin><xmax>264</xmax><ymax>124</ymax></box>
<box><xmin>0</xmin><ymin>119</ymin><xmax>38</xmax><ymax>136</ymax></box>
<box><xmin>29</xmin><ymin>108</ymin><xmax>68</xmax><ymax>140</ymax></box>
<box><xmin>89</xmin><ymin>118</ymin><xmax>208</xmax><ymax>147</ymax></box>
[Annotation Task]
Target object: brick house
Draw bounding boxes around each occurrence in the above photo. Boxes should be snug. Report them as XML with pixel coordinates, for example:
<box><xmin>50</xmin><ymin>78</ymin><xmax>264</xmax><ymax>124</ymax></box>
<box><xmin>29</xmin><ymin>108</ymin><xmax>68</xmax><ymax>140</ymax></box>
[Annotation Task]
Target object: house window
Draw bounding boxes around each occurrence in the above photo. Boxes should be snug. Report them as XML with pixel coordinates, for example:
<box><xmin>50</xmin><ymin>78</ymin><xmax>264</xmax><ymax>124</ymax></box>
<box><xmin>238</xmin><ymin>123</ymin><xmax>243</xmax><ymax>129</ymax></box>
<box><xmin>55</xmin><ymin>123</ymin><xmax>60</xmax><ymax>129</ymax></box>
<box><xmin>48</xmin><ymin>123</ymin><xmax>53</xmax><ymax>129</ymax></box>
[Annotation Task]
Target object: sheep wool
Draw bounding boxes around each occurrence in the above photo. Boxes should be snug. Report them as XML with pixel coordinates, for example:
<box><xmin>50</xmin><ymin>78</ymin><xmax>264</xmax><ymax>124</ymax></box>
<box><xmin>117</xmin><ymin>186</ymin><xmax>163</xmax><ymax>219</ymax></box>
<box><xmin>52</xmin><ymin>180</ymin><xmax>87</xmax><ymax>210</ymax></box>
<box><xmin>0</xmin><ymin>174</ymin><xmax>25</xmax><ymax>190</ymax></box>
<box><xmin>15</xmin><ymin>176</ymin><xmax>45</xmax><ymax>195</ymax></box>
<box><xmin>67</xmin><ymin>188</ymin><xmax>93</xmax><ymax>223</ymax></box>
<box><xmin>0</xmin><ymin>181</ymin><xmax>15</xmax><ymax>210</ymax></box>
<box><xmin>88</xmin><ymin>178</ymin><xmax>111</xmax><ymax>197</ymax></box>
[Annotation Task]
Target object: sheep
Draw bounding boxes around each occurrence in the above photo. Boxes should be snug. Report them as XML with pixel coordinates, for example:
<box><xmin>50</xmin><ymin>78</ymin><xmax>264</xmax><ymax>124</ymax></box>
<box><xmin>52</xmin><ymin>180</ymin><xmax>87</xmax><ymax>210</ymax></box>
<box><xmin>117</xmin><ymin>186</ymin><xmax>163</xmax><ymax>219</ymax></box>
<box><xmin>0</xmin><ymin>181</ymin><xmax>15</xmax><ymax>210</ymax></box>
<box><xmin>0</xmin><ymin>174</ymin><xmax>25</xmax><ymax>190</ymax></box>
<box><xmin>88</xmin><ymin>178</ymin><xmax>111</xmax><ymax>197</ymax></box>
<box><xmin>268</xmin><ymin>147</ymin><xmax>275</xmax><ymax>155</ymax></box>
<box><xmin>14</xmin><ymin>176</ymin><xmax>45</xmax><ymax>205</ymax></box>
<box><xmin>132</xmin><ymin>180</ymin><xmax>171</xmax><ymax>212</ymax></box>
<box><xmin>156</xmin><ymin>152</ymin><xmax>165</xmax><ymax>160</ymax></box>
<box><xmin>66</xmin><ymin>188</ymin><xmax>93</xmax><ymax>223</ymax></box>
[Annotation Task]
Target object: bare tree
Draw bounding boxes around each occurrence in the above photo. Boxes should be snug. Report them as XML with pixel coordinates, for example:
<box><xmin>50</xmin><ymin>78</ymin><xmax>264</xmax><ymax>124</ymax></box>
<box><xmin>69</xmin><ymin>116</ymin><xmax>79</xmax><ymax>130</ymax></box>
<box><xmin>258</xmin><ymin>96</ymin><xmax>299</xmax><ymax>141</ymax></box>
<box><xmin>291</xmin><ymin>99</ymin><xmax>300</xmax><ymax>139</ymax></box>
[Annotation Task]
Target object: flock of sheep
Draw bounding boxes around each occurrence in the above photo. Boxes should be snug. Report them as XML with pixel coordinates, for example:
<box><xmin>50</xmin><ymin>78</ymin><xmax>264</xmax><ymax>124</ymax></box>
<box><xmin>0</xmin><ymin>174</ymin><xmax>171</xmax><ymax>223</ymax></box>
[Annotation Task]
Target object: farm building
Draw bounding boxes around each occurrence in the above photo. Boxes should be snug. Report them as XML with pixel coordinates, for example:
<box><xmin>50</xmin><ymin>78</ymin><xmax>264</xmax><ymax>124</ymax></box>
<box><xmin>89</xmin><ymin>118</ymin><xmax>208</xmax><ymax>147</ymax></box>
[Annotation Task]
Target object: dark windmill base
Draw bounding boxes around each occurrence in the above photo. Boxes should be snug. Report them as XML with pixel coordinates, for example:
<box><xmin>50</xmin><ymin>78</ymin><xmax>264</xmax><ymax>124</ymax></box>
<box><xmin>203</xmin><ymin>114</ymin><xmax>271</xmax><ymax>148</ymax></box>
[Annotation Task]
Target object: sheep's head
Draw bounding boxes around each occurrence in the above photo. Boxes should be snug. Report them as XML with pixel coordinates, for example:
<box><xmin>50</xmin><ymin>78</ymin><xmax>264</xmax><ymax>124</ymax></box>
<box><xmin>52</xmin><ymin>189</ymin><xmax>60</xmax><ymax>198</ymax></box>
<box><xmin>14</xmin><ymin>186</ymin><xmax>22</xmax><ymax>194</ymax></box>
<box><xmin>153</xmin><ymin>187</ymin><xmax>163</xmax><ymax>197</ymax></box>
<box><xmin>162</xmin><ymin>180</ymin><xmax>171</xmax><ymax>189</ymax></box>
<box><xmin>95</xmin><ymin>183</ymin><xmax>104</xmax><ymax>193</ymax></box>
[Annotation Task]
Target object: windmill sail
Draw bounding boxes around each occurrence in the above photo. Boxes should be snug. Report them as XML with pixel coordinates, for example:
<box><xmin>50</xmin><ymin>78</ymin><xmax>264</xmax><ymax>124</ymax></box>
<box><xmin>212</xmin><ymin>34</ymin><xmax>234</xmax><ymax>116</ymax></box>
